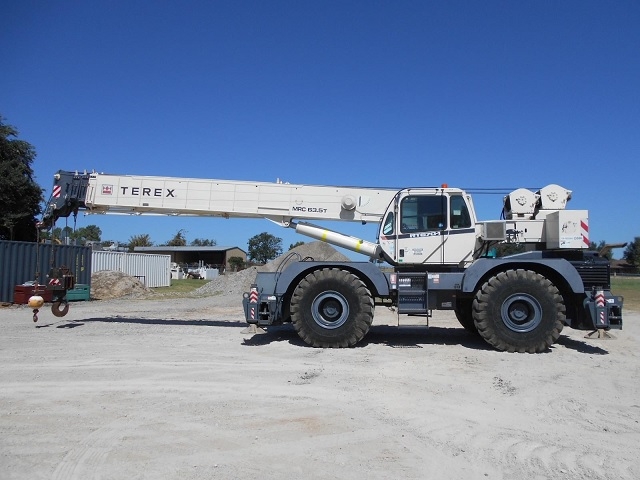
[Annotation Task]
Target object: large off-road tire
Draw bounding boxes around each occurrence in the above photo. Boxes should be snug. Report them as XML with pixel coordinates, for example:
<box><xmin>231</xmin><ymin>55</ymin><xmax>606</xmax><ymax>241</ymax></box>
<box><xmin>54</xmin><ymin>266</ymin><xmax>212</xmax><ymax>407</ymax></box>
<box><xmin>290</xmin><ymin>268</ymin><xmax>374</xmax><ymax>348</ymax></box>
<box><xmin>472</xmin><ymin>269</ymin><xmax>565</xmax><ymax>353</ymax></box>
<box><xmin>454</xmin><ymin>298</ymin><xmax>479</xmax><ymax>335</ymax></box>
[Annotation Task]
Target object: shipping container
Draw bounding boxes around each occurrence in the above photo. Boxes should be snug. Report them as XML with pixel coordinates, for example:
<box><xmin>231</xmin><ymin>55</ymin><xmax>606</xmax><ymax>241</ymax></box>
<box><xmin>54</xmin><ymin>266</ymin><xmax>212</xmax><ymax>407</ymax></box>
<box><xmin>0</xmin><ymin>240</ymin><xmax>92</xmax><ymax>303</ymax></box>
<box><xmin>91</xmin><ymin>251</ymin><xmax>170</xmax><ymax>288</ymax></box>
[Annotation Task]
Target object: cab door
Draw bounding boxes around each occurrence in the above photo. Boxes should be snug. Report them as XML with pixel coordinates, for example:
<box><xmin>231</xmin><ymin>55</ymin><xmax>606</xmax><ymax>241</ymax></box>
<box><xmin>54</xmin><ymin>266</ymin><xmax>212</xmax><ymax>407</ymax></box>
<box><xmin>378</xmin><ymin>191</ymin><xmax>476</xmax><ymax>266</ymax></box>
<box><xmin>394</xmin><ymin>192</ymin><xmax>447</xmax><ymax>265</ymax></box>
<box><xmin>442</xmin><ymin>194</ymin><xmax>476</xmax><ymax>265</ymax></box>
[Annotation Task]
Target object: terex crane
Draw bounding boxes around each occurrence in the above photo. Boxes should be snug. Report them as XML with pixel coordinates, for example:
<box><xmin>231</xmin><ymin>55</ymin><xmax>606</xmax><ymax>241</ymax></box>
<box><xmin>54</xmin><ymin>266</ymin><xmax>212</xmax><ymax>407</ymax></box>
<box><xmin>40</xmin><ymin>170</ymin><xmax>623</xmax><ymax>352</ymax></box>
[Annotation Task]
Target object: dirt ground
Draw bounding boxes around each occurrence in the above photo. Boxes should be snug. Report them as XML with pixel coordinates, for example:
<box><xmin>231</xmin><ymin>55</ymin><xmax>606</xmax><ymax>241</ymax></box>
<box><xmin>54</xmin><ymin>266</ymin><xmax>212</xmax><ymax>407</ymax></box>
<box><xmin>1</xmin><ymin>295</ymin><xmax>639</xmax><ymax>480</ymax></box>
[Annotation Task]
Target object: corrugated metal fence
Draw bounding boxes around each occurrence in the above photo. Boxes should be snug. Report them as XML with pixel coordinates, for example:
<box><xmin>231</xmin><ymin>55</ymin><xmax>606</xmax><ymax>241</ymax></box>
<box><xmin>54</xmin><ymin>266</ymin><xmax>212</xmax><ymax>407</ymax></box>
<box><xmin>92</xmin><ymin>251</ymin><xmax>170</xmax><ymax>288</ymax></box>
<box><xmin>0</xmin><ymin>240</ymin><xmax>92</xmax><ymax>303</ymax></box>
<box><xmin>0</xmin><ymin>242</ymin><xmax>171</xmax><ymax>303</ymax></box>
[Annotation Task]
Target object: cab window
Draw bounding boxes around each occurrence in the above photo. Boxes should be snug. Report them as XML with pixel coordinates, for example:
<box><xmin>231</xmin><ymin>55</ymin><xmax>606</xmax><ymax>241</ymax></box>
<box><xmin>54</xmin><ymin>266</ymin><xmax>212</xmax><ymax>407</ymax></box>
<box><xmin>400</xmin><ymin>195</ymin><xmax>445</xmax><ymax>233</ymax></box>
<box><xmin>382</xmin><ymin>211</ymin><xmax>394</xmax><ymax>236</ymax></box>
<box><xmin>450</xmin><ymin>195</ymin><xmax>472</xmax><ymax>229</ymax></box>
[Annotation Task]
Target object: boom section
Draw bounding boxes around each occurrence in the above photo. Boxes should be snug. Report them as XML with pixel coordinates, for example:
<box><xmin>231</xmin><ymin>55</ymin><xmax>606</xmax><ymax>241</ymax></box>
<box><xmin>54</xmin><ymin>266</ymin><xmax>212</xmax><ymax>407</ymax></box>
<box><xmin>44</xmin><ymin>170</ymin><xmax>403</xmax><ymax>226</ymax></box>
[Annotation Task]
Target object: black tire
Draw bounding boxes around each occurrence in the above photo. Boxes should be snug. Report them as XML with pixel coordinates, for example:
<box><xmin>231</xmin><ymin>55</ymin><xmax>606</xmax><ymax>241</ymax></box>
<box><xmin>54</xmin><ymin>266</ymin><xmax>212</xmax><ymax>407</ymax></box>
<box><xmin>454</xmin><ymin>298</ymin><xmax>479</xmax><ymax>335</ymax></box>
<box><xmin>472</xmin><ymin>269</ymin><xmax>565</xmax><ymax>353</ymax></box>
<box><xmin>290</xmin><ymin>268</ymin><xmax>374</xmax><ymax>348</ymax></box>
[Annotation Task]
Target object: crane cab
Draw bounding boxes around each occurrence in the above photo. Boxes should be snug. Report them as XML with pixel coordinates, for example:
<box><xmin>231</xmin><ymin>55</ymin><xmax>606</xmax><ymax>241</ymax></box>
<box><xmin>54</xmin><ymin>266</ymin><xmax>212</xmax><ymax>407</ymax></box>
<box><xmin>378</xmin><ymin>188</ymin><xmax>478</xmax><ymax>267</ymax></box>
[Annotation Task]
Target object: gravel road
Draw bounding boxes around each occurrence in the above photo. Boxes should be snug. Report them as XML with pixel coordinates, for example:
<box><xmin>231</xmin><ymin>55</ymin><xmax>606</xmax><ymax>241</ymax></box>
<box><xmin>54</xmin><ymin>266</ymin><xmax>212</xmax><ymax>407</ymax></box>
<box><xmin>1</xmin><ymin>294</ymin><xmax>639</xmax><ymax>480</ymax></box>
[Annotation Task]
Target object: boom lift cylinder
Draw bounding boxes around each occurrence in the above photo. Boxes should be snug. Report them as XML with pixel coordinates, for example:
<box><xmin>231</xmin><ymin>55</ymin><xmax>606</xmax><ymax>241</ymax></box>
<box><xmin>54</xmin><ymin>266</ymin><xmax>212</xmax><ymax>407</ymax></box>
<box><xmin>293</xmin><ymin>222</ymin><xmax>382</xmax><ymax>258</ymax></box>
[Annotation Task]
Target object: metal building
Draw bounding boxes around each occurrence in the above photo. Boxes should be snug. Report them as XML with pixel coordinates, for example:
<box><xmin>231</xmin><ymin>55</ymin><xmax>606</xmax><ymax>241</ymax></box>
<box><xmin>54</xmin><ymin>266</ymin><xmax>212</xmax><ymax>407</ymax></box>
<box><xmin>133</xmin><ymin>246</ymin><xmax>246</xmax><ymax>271</ymax></box>
<box><xmin>91</xmin><ymin>251</ymin><xmax>171</xmax><ymax>287</ymax></box>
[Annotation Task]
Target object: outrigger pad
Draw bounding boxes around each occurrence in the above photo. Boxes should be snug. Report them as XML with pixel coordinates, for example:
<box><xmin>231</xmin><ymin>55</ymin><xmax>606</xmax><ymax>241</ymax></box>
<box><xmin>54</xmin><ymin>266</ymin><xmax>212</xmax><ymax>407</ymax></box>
<box><xmin>240</xmin><ymin>325</ymin><xmax>266</xmax><ymax>335</ymax></box>
<box><xmin>584</xmin><ymin>329</ymin><xmax>616</xmax><ymax>340</ymax></box>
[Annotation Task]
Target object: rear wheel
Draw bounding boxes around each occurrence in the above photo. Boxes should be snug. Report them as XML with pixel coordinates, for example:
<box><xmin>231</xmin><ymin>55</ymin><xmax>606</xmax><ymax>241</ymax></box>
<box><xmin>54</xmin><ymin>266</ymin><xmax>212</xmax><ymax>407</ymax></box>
<box><xmin>290</xmin><ymin>268</ymin><xmax>374</xmax><ymax>348</ymax></box>
<box><xmin>472</xmin><ymin>269</ymin><xmax>565</xmax><ymax>353</ymax></box>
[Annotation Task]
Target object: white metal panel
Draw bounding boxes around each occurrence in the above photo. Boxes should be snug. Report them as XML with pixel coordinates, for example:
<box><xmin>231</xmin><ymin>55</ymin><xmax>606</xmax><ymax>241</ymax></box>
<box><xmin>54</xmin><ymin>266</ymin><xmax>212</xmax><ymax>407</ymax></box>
<box><xmin>87</xmin><ymin>173</ymin><xmax>401</xmax><ymax>223</ymax></box>
<box><xmin>198</xmin><ymin>268</ymin><xmax>219</xmax><ymax>280</ymax></box>
<box><xmin>91</xmin><ymin>251</ymin><xmax>171</xmax><ymax>287</ymax></box>
<box><xmin>545</xmin><ymin>210</ymin><xmax>589</xmax><ymax>249</ymax></box>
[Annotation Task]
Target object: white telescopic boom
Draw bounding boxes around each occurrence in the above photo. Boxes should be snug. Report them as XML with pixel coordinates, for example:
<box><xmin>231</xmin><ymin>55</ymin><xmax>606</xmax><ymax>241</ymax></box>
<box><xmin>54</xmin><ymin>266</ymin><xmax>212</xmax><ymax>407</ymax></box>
<box><xmin>82</xmin><ymin>173</ymin><xmax>399</xmax><ymax>225</ymax></box>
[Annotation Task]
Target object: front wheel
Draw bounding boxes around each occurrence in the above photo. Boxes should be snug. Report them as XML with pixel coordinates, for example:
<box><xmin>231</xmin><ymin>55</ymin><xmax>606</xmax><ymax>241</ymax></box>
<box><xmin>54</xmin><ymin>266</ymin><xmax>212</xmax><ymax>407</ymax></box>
<box><xmin>290</xmin><ymin>268</ymin><xmax>374</xmax><ymax>348</ymax></box>
<box><xmin>472</xmin><ymin>269</ymin><xmax>565</xmax><ymax>353</ymax></box>
<box><xmin>454</xmin><ymin>298</ymin><xmax>479</xmax><ymax>335</ymax></box>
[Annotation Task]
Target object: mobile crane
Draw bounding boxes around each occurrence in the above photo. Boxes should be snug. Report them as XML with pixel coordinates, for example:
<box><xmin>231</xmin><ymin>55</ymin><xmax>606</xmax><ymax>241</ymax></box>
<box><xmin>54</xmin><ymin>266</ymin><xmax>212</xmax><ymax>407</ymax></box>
<box><xmin>40</xmin><ymin>170</ymin><xmax>623</xmax><ymax>352</ymax></box>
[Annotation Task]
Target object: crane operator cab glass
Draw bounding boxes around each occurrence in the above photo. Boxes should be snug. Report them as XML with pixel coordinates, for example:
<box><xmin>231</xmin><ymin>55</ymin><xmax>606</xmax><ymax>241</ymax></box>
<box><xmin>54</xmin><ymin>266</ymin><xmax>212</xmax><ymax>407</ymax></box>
<box><xmin>378</xmin><ymin>190</ymin><xmax>476</xmax><ymax>266</ymax></box>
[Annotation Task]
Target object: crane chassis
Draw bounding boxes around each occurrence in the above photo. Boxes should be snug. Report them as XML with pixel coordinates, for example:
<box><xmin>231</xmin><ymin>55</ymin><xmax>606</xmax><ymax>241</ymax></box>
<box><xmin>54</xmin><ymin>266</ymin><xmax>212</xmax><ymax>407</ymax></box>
<box><xmin>40</xmin><ymin>170</ymin><xmax>623</xmax><ymax>352</ymax></box>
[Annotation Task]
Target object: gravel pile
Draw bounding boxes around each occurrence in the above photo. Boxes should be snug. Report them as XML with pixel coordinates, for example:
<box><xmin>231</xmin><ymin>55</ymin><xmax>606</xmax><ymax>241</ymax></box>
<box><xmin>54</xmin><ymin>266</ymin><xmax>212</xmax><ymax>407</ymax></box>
<box><xmin>91</xmin><ymin>270</ymin><xmax>151</xmax><ymax>300</ymax></box>
<box><xmin>191</xmin><ymin>241</ymin><xmax>351</xmax><ymax>301</ymax></box>
<box><xmin>88</xmin><ymin>241</ymin><xmax>351</xmax><ymax>304</ymax></box>
<box><xmin>260</xmin><ymin>241</ymin><xmax>351</xmax><ymax>272</ymax></box>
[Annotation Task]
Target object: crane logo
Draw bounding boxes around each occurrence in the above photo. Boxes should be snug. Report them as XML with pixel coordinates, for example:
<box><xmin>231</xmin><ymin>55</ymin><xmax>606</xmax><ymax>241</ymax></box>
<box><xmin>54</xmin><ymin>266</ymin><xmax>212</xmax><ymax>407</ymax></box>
<box><xmin>102</xmin><ymin>185</ymin><xmax>113</xmax><ymax>195</ymax></box>
<box><xmin>118</xmin><ymin>186</ymin><xmax>175</xmax><ymax>197</ymax></box>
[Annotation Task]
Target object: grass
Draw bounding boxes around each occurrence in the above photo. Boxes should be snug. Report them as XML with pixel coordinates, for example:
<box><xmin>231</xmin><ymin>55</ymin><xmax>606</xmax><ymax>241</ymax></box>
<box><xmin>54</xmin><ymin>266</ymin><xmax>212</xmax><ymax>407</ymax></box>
<box><xmin>611</xmin><ymin>276</ymin><xmax>640</xmax><ymax>312</ymax></box>
<box><xmin>149</xmin><ymin>276</ymin><xmax>639</xmax><ymax>308</ymax></box>
<box><xmin>150</xmin><ymin>278</ymin><xmax>212</xmax><ymax>298</ymax></box>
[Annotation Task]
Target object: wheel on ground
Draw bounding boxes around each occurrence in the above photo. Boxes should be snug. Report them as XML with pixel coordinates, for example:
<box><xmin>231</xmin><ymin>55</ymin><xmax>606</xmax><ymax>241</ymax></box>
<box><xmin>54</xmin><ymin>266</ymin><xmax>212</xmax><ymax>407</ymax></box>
<box><xmin>290</xmin><ymin>268</ymin><xmax>374</xmax><ymax>348</ymax></box>
<box><xmin>454</xmin><ymin>298</ymin><xmax>479</xmax><ymax>335</ymax></box>
<box><xmin>472</xmin><ymin>269</ymin><xmax>565</xmax><ymax>353</ymax></box>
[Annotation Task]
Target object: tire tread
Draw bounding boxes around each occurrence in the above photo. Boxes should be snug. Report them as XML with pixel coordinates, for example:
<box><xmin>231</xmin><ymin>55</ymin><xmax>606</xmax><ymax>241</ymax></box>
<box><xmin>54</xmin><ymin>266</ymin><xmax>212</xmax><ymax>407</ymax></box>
<box><xmin>472</xmin><ymin>269</ymin><xmax>565</xmax><ymax>353</ymax></box>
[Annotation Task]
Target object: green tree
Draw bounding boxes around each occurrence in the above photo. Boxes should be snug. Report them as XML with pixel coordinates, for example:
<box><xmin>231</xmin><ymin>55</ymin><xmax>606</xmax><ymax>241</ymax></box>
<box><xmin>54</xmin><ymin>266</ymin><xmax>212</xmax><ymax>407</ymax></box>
<box><xmin>38</xmin><ymin>229</ymin><xmax>52</xmax><ymax>241</ymax></box>
<box><xmin>165</xmin><ymin>229</ymin><xmax>187</xmax><ymax>246</ymax></box>
<box><xmin>248</xmin><ymin>232</ymin><xmax>282</xmax><ymax>264</ymax></box>
<box><xmin>494</xmin><ymin>242</ymin><xmax>525</xmax><ymax>257</ymax></box>
<box><xmin>289</xmin><ymin>241</ymin><xmax>305</xmax><ymax>250</ymax></box>
<box><xmin>42</xmin><ymin>224</ymin><xmax>102</xmax><ymax>245</ymax></box>
<box><xmin>39</xmin><ymin>226</ymin><xmax>69</xmax><ymax>244</ymax></box>
<box><xmin>58</xmin><ymin>226</ymin><xmax>74</xmax><ymax>243</ymax></box>
<box><xmin>101</xmin><ymin>240</ymin><xmax>125</xmax><ymax>250</ymax></box>
<box><xmin>0</xmin><ymin>117</ymin><xmax>43</xmax><ymax>241</ymax></box>
<box><xmin>128</xmin><ymin>233</ymin><xmax>153</xmax><ymax>252</ymax></box>
<box><xmin>228</xmin><ymin>256</ymin><xmax>245</xmax><ymax>271</ymax></box>
<box><xmin>72</xmin><ymin>225</ymin><xmax>102</xmax><ymax>244</ymax></box>
<box><xmin>589</xmin><ymin>240</ymin><xmax>613</xmax><ymax>260</ymax></box>
<box><xmin>191</xmin><ymin>238</ymin><xmax>217</xmax><ymax>246</ymax></box>
<box><xmin>589</xmin><ymin>240</ymin><xmax>603</xmax><ymax>251</ymax></box>
<box><xmin>624</xmin><ymin>237</ymin><xmax>640</xmax><ymax>269</ymax></box>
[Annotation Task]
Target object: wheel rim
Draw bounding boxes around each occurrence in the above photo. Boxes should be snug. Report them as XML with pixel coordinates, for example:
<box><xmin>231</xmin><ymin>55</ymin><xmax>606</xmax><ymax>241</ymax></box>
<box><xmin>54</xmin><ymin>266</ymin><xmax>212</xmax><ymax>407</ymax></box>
<box><xmin>311</xmin><ymin>291</ymin><xmax>349</xmax><ymax>329</ymax></box>
<box><xmin>500</xmin><ymin>294</ymin><xmax>542</xmax><ymax>333</ymax></box>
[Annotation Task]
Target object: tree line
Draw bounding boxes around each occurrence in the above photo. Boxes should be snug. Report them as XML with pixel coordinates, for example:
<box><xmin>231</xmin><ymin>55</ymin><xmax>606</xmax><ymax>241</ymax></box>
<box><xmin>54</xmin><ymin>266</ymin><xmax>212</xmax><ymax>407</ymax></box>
<box><xmin>41</xmin><ymin>224</ymin><xmax>286</xmax><ymax>270</ymax></box>
<box><xmin>2</xmin><ymin>115</ymin><xmax>639</xmax><ymax>270</ymax></box>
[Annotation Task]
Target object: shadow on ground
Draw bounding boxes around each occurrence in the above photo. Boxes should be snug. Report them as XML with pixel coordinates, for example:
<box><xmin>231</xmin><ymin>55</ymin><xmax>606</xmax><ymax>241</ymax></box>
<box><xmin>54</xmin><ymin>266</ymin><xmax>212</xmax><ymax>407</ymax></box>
<box><xmin>242</xmin><ymin>324</ymin><xmax>494</xmax><ymax>351</ymax></box>
<box><xmin>556</xmin><ymin>335</ymin><xmax>609</xmax><ymax>355</ymax></box>
<box><xmin>242</xmin><ymin>325</ymin><xmax>609</xmax><ymax>354</ymax></box>
<box><xmin>36</xmin><ymin>317</ymin><xmax>247</xmax><ymax>329</ymax></box>
<box><xmin>37</xmin><ymin>316</ymin><xmax>609</xmax><ymax>354</ymax></box>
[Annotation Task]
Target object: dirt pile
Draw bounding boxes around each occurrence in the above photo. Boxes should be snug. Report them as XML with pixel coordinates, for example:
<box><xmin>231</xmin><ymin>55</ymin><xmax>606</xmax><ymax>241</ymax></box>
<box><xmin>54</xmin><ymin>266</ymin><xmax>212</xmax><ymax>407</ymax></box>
<box><xmin>191</xmin><ymin>241</ymin><xmax>352</xmax><ymax>301</ymax></box>
<box><xmin>87</xmin><ymin>242</ymin><xmax>351</xmax><ymax>303</ymax></box>
<box><xmin>91</xmin><ymin>270</ymin><xmax>151</xmax><ymax>300</ymax></box>
<box><xmin>260</xmin><ymin>241</ymin><xmax>351</xmax><ymax>272</ymax></box>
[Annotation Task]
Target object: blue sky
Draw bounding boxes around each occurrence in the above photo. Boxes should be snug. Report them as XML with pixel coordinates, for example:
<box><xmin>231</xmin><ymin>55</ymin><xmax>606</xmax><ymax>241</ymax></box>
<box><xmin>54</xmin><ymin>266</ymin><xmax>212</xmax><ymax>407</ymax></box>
<box><xmin>3</xmin><ymin>1</ymin><xmax>639</xmax><ymax>258</ymax></box>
